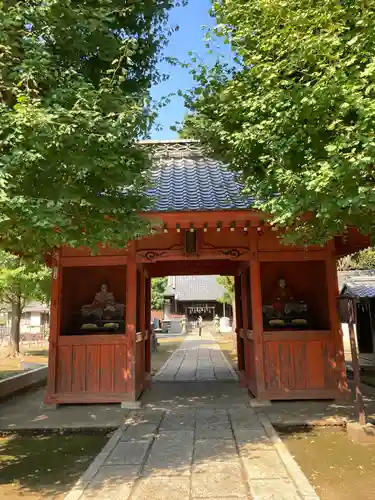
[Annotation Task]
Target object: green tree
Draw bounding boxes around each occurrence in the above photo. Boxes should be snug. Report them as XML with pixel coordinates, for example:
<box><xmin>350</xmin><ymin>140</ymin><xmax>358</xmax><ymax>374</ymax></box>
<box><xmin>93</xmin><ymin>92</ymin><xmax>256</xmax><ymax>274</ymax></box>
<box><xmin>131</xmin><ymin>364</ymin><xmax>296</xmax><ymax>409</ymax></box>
<box><xmin>217</xmin><ymin>275</ymin><xmax>234</xmax><ymax>305</ymax></box>
<box><xmin>0</xmin><ymin>252</ymin><xmax>50</xmax><ymax>356</ymax></box>
<box><xmin>182</xmin><ymin>0</ymin><xmax>375</xmax><ymax>245</ymax></box>
<box><xmin>151</xmin><ymin>277</ymin><xmax>168</xmax><ymax>310</ymax></box>
<box><xmin>338</xmin><ymin>248</ymin><xmax>375</xmax><ymax>271</ymax></box>
<box><xmin>217</xmin><ymin>275</ymin><xmax>236</xmax><ymax>331</ymax></box>
<box><xmin>0</xmin><ymin>0</ymin><xmax>179</xmax><ymax>255</ymax></box>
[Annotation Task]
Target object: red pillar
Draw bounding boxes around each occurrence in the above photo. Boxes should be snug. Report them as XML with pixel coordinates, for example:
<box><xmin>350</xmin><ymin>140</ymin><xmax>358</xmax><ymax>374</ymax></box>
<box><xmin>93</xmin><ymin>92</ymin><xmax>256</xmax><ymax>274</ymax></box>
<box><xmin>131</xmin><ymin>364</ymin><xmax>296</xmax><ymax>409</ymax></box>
<box><xmin>125</xmin><ymin>242</ymin><xmax>137</xmax><ymax>400</ymax></box>
<box><xmin>241</xmin><ymin>266</ymin><xmax>250</xmax><ymax>383</ymax></box>
<box><xmin>145</xmin><ymin>275</ymin><xmax>152</xmax><ymax>385</ymax></box>
<box><xmin>234</xmin><ymin>274</ymin><xmax>244</xmax><ymax>373</ymax></box>
<box><xmin>249</xmin><ymin>227</ymin><xmax>265</xmax><ymax>398</ymax></box>
<box><xmin>138</xmin><ymin>266</ymin><xmax>146</xmax><ymax>333</ymax></box>
<box><xmin>44</xmin><ymin>249</ymin><xmax>61</xmax><ymax>404</ymax></box>
<box><xmin>138</xmin><ymin>266</ymin><xmax>147</xmax><ymax>392</ymax></box>
<box><xmin>325</xmin><ymin>241</ymin><xmax>349</xmax><ymax>397</ymax></box>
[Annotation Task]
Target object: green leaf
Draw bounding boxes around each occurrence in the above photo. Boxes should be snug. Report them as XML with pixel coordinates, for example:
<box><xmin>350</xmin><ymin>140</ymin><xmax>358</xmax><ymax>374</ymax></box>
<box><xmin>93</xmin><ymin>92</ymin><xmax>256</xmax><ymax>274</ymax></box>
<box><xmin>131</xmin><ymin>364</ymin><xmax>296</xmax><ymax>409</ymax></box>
<box><xmin>180</xmin><ymin>0</ymin><xmax>375</xmax><ymax>245</ymax></box>
<box><xmin>0</xmin><ymin>0</ymin><xmax>180</xmax><ymax>255</ymax></box>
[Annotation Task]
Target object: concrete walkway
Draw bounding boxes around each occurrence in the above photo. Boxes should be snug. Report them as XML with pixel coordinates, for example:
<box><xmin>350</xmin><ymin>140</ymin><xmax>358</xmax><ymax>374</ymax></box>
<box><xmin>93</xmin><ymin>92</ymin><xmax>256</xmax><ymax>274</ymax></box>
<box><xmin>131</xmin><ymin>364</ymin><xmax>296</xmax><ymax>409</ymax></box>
<box><xmin>154</xmin><ymin>333</ymin><xmax>236</xmax><ymax>382</ymax></box>
<box><xmin>66</xmin><ymin>335</ymin><xmax>318</xmax><ymax>500</ymax></box>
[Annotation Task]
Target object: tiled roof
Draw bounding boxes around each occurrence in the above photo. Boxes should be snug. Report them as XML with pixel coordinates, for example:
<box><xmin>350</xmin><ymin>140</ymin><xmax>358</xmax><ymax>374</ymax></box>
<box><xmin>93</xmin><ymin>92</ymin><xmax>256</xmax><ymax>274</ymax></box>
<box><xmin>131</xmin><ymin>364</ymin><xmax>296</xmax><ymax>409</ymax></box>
<box><xmin>164</xmin><ymin>275</ymin><xmax>225</xmax><ymax>301</ymax></box>
<box><xmin>341</xmin><ymin>283</ymin><xmax>375</xmax><ymax>299</ymax></box>
<box><xmin>143</xmin><ymin>140</ymin><xmax>253</xmax><ymax>212</ymax></box>
<box><xmin>338</xmin><ymin>270</ymin><xmax>375</xmax><ymax>291</ymax></box>
<box><xmin>339</xmin><ymin>273</ymin><xmax>375</xmax><ymax>298</ymax></box>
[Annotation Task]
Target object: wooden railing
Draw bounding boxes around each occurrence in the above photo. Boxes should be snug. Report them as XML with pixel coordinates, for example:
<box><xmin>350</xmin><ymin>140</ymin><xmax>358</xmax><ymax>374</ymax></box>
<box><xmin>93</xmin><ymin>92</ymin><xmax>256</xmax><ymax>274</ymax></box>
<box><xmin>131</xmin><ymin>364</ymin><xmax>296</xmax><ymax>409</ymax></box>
<box><xmin>54</xmin><ymin>334</ymin><xmax>130</xmax><ymax>403</ymax></box>
<box><xmin>262</xmin><ymin>330</ymin><xmax>337</xmax><ymax>399</ymax></box>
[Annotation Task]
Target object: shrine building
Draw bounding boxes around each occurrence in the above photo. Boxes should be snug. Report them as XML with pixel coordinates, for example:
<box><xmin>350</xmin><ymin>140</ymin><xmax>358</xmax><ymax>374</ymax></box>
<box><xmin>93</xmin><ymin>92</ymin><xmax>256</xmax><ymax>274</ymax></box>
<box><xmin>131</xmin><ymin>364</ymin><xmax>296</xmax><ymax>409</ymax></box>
<box><xmin>163</xmin><ymin>275</ymin><xmax>231</xmax><ymax>322</ymax></box>
<box><xmin>45</xmin><ymin>140</ymin><xmax>369</xmax><ymax>406</ymax></box>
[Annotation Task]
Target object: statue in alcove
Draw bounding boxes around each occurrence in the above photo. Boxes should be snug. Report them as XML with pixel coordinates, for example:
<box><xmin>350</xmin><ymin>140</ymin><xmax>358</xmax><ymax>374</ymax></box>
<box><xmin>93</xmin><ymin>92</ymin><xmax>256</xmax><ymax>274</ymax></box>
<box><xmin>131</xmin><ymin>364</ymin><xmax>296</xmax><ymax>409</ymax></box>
<box><xmin>263</xmin><ymin>277</ymin><xmax>309</xmax><ymax>328</ymax></box>
<box><xmin>81</xmin><ymin>283</ymin><xmax>124</xmax><ymax>320</ymax></box>
<box><xmin>271</xmin><ymin>277</ymin><xmax>294</xmax><ymax>315</ymax></box>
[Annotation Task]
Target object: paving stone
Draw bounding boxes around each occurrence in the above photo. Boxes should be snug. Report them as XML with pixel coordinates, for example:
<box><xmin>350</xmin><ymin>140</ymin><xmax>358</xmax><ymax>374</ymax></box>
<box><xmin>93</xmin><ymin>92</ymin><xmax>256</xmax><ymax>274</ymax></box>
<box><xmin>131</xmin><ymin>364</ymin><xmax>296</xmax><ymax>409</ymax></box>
<box><xmin>196</xmin><ymin>409</ymin><xmax>230</xmax><ymax>423</ymax></box>
<box><xmin>175</xmin><ymin>372</ymin><xmax>196</xmax><ymax>377</ymax></box>
<box><xmin>159</xmin><ymin>413</ymin><xmax>196</xmax><ymax>430</ymax></box>
<box><xmin>215</xmin><ymin>371</ymin><xmax>234</xmax><ymax>380</ymax></box>
<box><xmin>174</xmin><ymin>374</ymin><xmax>196</xmax><ymax>381</ymax></box>
<box><xmin>81</xmin><ymin>465</ymin><xmax>139</xmax><ymax>499</ymax></box>
<box><xmin>105</xmin><ymin>440</ymin><xmax>151</xmax><ymax>466</ymax></box>
<box><xmin>157</xmin><ymin>429</ymin><xmax>195</xmax><ymax>440</ymax></box>
<box><xmin>249</xmin><ymin>478</ymin><xmax>300</xmax><ymax>499</ymax></box>
<box><xmin>192</xmin><ymin>460</ymin><xmax>248</xmax><ymax>498</ymax></box>
<box><xmin>62</xmin><ymin>332</ymin><xmax>317</xmax><ymax>500</ymax></box>
<box><xmin>228</xmin><ymin>408</ymin><xmax>256</xmax><ymax>420</ymax></box>
<box><xmin>132</xmin><ymin>476</ymin><xmax>190</xmax><ymax>500</ymax></box>
<box><xmin>143</xmin><ymin>432</ymin><xmax>194</xmax><ymax>475</ymax></box>
<box><xmin>125</xmin><ymin>410</ymin><xmax>164</xmax><ymax>426</ymax></box>
<box><xmin>234</xmin><ymin>429</ymin><xmax>273</xmax><ymax>451</ymax></box>
<box><xmin>196</xmin><ymin>372</ymin><xmax>216</xmax><ymax>378</ymax></box>
<box><xmin>242</xmin><ymin>450</ymin><xmax>288</xmax><ymax>480</ymax></box>
<box><xmin>121</xmin><ymin>423</ymin><xmax>158</xmax><ymax>441</ymax></box>
<box><xmin>193</xmin><ymin>439</ymin><xmax>238</xmax><ymax>464</ymax></box>
<box><xmin>195</xmin><ymin>423</ymin><xmax>233</xmax><ymax>440</ymax></box>
<box><xmin>230</xmin><ymin>415</ymin><xmax>265</xmax><ymax>432</ymax></box>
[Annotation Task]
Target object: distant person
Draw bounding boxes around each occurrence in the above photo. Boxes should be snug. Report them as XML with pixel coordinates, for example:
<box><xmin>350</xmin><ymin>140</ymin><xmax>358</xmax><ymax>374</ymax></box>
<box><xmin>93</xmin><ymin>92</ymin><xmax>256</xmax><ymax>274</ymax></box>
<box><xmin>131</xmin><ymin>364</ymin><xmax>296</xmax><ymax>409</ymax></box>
<box><xmin>197</xmin><ymin>315</ymin><xmax>203</xmax><ymax>337</ymax></box>
<box><xmin>214</xmin><ymin>314</ymin><xmax>220</xmax><ymax>333</ymax></box>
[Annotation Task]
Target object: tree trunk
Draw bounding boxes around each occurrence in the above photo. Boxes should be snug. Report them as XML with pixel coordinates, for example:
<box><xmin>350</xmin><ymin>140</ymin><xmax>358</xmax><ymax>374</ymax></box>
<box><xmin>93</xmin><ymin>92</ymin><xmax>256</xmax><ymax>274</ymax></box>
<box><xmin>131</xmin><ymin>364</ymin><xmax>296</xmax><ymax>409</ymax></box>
<box><xmin>232</xmin><ymin>298</ymin><xmax>237</xmax><ymax>351</ymax></box>
<box><xmin>9</xmin><ymin>298</ymin><xmax>21</xmax><ymax>356</ymax></box>
<box><xmin>232</xmin><ymin>298</ymin><xmax>236</xmax><ymax>332</ymax></box>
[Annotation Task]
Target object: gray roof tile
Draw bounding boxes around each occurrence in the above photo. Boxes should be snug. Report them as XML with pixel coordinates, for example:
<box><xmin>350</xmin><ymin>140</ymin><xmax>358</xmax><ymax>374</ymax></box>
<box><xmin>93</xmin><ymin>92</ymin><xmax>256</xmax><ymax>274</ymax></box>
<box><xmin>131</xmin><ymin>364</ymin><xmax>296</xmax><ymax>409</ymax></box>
<box><xmin>338</xmin><ymin>270</ymin><xmax>375</xmax><ymax>290</ymax></box>
<box><xmin>341</xmin><ymin>282</ymin><xmax>375</xmax><ymax>299</ymax></box>
<box><xmin>339</xmin><ymin>272</ymin><xmax>375</xmax><ymax>298</ymax></box>
<box><xmin>164</xmin><ymin>275</ymin><xmax>225</xmax><ymax>301</ymax></box>
<box><xmin>144</xmin><ymin>140</ymin><xmax>253</xmax><ymax>212</ymax></box>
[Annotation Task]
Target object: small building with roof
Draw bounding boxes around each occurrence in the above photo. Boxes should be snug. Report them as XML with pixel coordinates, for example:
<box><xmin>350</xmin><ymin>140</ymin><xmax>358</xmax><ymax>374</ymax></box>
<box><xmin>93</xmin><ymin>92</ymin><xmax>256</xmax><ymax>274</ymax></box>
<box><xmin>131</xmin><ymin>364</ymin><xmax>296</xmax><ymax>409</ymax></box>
<box><xmin>163</xmin><ymin>275</ymin><xmax>231</xmax><ymax>321</ymax></box>
<box><xmin>0</xmin><ymin>301</ymin><xmax>49</xmax><ymax>338</ymax></box>
<box><xmin>339</xmin><ymin>271</ymin><xmax>375</xmax><ymax>368</ymax></box>
<box><xmin>44</xmin><ymin>140</ymin><xmax>370</xmax><ymax>406</ymax></box>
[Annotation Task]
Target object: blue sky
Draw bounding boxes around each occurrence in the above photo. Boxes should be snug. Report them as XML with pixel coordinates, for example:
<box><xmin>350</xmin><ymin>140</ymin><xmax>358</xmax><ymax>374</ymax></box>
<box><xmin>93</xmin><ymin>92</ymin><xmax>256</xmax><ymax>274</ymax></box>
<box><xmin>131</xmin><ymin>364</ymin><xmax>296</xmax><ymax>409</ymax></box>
<box><xmin>150</xmin><ymin>0</ymin><xmax>230</xmax><ymax>139</ymax></box>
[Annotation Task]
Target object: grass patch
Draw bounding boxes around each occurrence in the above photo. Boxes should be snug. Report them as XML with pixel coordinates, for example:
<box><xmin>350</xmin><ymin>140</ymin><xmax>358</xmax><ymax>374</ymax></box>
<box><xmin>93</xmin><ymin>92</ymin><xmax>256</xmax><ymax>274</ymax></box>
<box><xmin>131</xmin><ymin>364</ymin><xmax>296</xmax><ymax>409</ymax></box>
<box><xmin>361</xmin><ymin>373</ymin><xmax>375</xmax><ymax>389</ymax></box>
<box><xmin>212</xmin><ymin>332</ymin><xmax>237</xmax><ymax>368</ymax></box>
<box><xmin>279</xmin><ymin>425</ymin><xmax>375</xmax><ymax>500</ymax></box>
<box><xmin>0</xmin><ymin>429</ymin><xmax>110</xmax><ymax>499</ymax></box>
<box><xmin>151</xmin><ymin>336</ymin><xmax>185</xmax><ymax>376</ymax></box>
<box><xmin>0</xmin><ymin>346</ymin><xmax>48</xmax><ymax>381</ymax></box>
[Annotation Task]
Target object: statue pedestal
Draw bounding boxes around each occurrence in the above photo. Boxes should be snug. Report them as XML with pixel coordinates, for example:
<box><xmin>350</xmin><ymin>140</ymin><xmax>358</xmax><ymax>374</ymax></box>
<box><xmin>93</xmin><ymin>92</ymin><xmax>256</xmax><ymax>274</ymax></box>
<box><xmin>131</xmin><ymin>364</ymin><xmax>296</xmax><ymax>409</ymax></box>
<box><xmin>219</xmin><ymin>317</ymin><xmax>232</xmax><ymax>333</ymax></box>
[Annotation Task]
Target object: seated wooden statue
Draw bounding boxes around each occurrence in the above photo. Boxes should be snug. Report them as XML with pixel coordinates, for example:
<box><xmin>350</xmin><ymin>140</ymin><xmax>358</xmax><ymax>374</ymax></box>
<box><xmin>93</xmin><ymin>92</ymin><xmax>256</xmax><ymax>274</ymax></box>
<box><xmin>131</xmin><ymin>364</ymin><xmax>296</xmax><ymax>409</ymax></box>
<box><xmin>263</xmin><ymin>277</ymin><xmax>308</xmax><ymax>328</ymax></box>
<box><xmin>81</xmin><ymin>283</ymin><xmax>124</xmax><ymax>320</ymax></box>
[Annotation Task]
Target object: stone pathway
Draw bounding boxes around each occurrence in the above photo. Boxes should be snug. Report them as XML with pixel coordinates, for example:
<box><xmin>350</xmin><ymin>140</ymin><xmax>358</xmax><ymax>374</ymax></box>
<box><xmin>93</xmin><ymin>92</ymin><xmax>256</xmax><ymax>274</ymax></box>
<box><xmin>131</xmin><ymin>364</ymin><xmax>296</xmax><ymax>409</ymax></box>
<box><xmin>154</xmin><ymin>333</ymin><xmax>236</xmax><ymax>382</ymax></box>
<box><xmin>65</xmin><ymin>335</ymin><xmax>318</xmax><ymax>500</ymax></box>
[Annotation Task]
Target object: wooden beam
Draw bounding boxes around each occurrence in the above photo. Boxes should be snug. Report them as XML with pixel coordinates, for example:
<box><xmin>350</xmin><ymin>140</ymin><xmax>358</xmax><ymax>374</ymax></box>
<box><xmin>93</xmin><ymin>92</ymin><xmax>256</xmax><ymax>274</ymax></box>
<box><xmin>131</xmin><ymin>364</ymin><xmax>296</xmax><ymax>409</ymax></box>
<box><xmin>145</xmin><ymin>260</ymin><xmax>240</xmax><ymax>277</ymax></box>
<box><xmin>126</xmin><ymin>243</ymin><xmax>137</xmax><ymax>399</ymax></box>
<box><xmin>45</xmin><ymin>249</ymin><xmax>61</xmax><ymax>403</ymax></box>
<box><xmin>347</xmin><ymin>298</ymin><xmax>366</xmax><ymax>424</ymax></box>
<box><xmin>249</xmin><ymin>227</ymin><xmax>265</xmax><ymax>396</ymax></box>
<box><xmin>139</xmin><ymin>266</ymin><xmax>146</xmax><ymax>334</ymax></box>
<box><xmin>325</xmin><ymin>241</ymin><xmax>348</xmax><ymax>395</ymax></box>
<box><xmin>258</xmin><ymin>250</ymin><xmax>326</xmax><ymax>262</ymax></box>
<box><xmin>241</xmin><ymin>267</ymin><xmax>250</xmax><ymax>382</ymax></box>
<box><xmin>235</xmin><ymin>275</ymin><xmax>245</xmax><ymax>373</ymax></box>
<box><xmin>143</xmin><ymin>210</ymin><xmax>263</xmax><ymax>227</ymax></box>
<box><xmin>137</xmin><ymin>248</ymin><xmax>251</xmax><ymax>263</ymax></box>
<box><xmin>61</xmin><ymin>255</ymin><xmax>127</xmax><ymax>267</ymax></box>
<box><xmin>145</xmin><ymin>277</ymin><xmax>152</xmax><ymax>375</ymax></box>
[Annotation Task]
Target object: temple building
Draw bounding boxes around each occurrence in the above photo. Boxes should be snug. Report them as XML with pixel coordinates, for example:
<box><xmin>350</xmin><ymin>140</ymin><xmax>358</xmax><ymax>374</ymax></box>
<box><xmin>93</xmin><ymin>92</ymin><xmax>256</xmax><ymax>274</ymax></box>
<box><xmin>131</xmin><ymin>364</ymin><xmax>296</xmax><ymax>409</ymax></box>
<box><xmin>163</xmin><ymin>275</ymin><xmax>232</xmax><ymax>321</ymax></box>
<box><xmin>44</xmin><ymin>140</ymin><xmax>370</xmax><ymax>406</ymax></box>
<box><xmin>339</xmin><ymin>271</ymin><xmax>375</xmax><ymax>368</ymax></box>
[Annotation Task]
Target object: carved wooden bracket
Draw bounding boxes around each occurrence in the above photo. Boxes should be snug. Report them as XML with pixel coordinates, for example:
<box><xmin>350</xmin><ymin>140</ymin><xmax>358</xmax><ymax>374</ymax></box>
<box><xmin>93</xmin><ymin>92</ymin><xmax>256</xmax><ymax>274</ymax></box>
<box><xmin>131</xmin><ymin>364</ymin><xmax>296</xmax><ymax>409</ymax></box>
<box><xmin>137</xmin><ymin>247</ymin><xmax>250</xmax><ymax>262</ymax></box>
